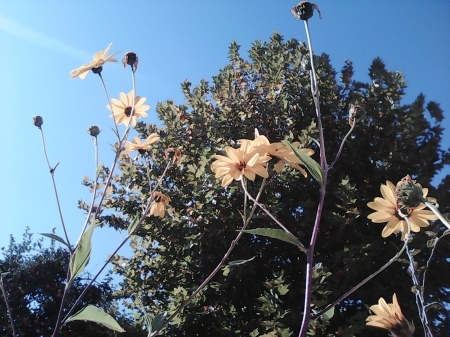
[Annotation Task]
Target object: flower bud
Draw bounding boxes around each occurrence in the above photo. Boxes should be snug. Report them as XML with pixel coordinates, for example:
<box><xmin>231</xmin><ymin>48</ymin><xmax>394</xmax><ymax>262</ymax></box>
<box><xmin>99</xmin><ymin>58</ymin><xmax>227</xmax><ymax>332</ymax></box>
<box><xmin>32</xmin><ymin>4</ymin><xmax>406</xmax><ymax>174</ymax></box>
<box><xmin>291</xmin><ymin>1</ymin><xmax>322</xmax><ymax>20</ymax></box>
<box><xmin>396</xmin><ymin>175</ymin><xmax>425</xmax><ymax>209</ymax></box>
<box><xmin>87</xmin><ymin>124</ymin><xmax>101</xmax><ymax>137</ymax></box>
<box><xmin>32</xmin><ymin>116</ymin><xmax>44</xmax><ymax>128</ymax></box>
<box><xmin>122</xmin><ymin>52</ymin><xmax>138</xmax><ymax>71</ymax></box>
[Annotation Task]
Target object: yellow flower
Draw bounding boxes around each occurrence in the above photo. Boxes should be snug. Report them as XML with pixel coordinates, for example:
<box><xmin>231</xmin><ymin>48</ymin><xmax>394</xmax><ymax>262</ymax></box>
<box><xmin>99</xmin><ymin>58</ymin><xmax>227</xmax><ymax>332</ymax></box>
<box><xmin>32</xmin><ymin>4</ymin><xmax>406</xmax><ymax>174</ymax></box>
<box><xmin>123</xmin><ymin>134</ymin><xmax>159</xmax><ymax>154</ymax></box>
<box><xmin>148</xmin><ymin>191</ymin><xmax>171</xmax><ymax>218</ymax></box>
<box><xmin>240</xmin><ymin>131</ymin><xmax>313</xmax><ymax>176</ymax></box>
<box><xmin>108</xmin><ymin>90</ymin><xmax>149</xmax><ymax>127</ymax></box>
<box><xmin>70</xmin><ymin>43</ymin><xmax>120</xmax><ymax>80</ymax></box>
<box><xmin>367</xmin><ymin>180</ymin><xmax>437</xmax><ymax>240</ymax></box>
<box><xmin>366</xmin><ymin>294</ymin><xmax>415</xmax><ymax>337</ymax></box>
<box><xmin>211</xmin><ymin>141</ymin><xmax>270</xmax><ymax>187</ymax></box>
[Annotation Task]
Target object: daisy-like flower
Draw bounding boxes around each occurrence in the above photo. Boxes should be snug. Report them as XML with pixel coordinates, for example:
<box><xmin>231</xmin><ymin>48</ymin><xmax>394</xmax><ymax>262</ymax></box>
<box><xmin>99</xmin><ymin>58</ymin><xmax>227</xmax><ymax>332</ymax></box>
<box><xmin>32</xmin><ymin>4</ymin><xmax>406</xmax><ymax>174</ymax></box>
<box><xmin>366</xmin><ymin>294</ymin><xmax>415</xmax><ymax>337</ymax></box>
<box><xmin>70</xmin><ymin>43</ymin><xmax>120</xmax><ymax>80</ymax></box>
<box><xmin>148</xmin><ymin>191</ymin><xmax>171</xmax><ymax>218</ymax></box>
<box><xmin>123</xmin><ymin>134</ymin><xmax>159</xmax><ymax>155</ymax></box>
<box><xmin>367</xmin><ymin>180</ymin><xmax>437</xmax><ymax>240</ymax></box>
<box><xmin>240</xmin><ymin>130</ymin><xmax>314</xmax><ymax>176</ymax></box>
<box><xmin>108</xmin><ymin>90</ymin><xmax>149</xmax><ymax>127</ymax></box>
<box><xmin>211</xmin><ymin>141</ymin><xmax>271</xmax><ymax>187</ymax></box>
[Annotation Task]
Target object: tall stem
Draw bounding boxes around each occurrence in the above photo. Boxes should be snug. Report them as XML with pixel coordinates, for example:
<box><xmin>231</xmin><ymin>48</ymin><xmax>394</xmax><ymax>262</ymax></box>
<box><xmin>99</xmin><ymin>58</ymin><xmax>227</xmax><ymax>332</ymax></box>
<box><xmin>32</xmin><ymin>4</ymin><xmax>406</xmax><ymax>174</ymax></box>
<box><xmin>298</xmin><ymin>18</ymin><xmax>328</xmax><ymax>337</ymax></box>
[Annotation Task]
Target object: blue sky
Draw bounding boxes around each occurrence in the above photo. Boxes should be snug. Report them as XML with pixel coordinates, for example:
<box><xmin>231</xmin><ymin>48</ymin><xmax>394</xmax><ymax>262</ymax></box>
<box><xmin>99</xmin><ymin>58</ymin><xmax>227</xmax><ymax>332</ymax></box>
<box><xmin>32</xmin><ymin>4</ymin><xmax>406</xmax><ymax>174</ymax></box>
<box><xmin>0</xmin><ymin>1</ymin><xmax>449</xmax><ymax>273</ymax></box>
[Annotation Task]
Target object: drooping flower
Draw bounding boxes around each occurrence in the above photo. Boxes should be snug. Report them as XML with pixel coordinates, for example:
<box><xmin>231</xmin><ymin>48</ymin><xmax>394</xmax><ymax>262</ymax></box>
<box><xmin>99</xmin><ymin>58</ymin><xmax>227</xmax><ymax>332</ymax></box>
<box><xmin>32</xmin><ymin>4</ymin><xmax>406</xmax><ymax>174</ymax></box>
<box><xmin>123</xmin><ymin>134</ymin><xmax>159</xmax><ymax>155</ymax></box>
<box><xmin>367</xmin><ymin>180</ymin><xmax>437</xmax><ymax>240</ymax></box>
<box><xmin>148</xmin><ymin>191</ymin><xmax>171</xmax><ymax>218</ymax></box>
<box><xmin>70</xmin><ymin>43</ymin><xmax>120</xmax><ymax>80</ymax></box>
<box><xmin>108</xmin><ymin>90</ymin><xmax>149</xmax><ymax>127</ymax></box>
<box><xmin>366</xmin><ymin>294</ymin><xmax>415</xmax><ymax>337</ymax></box>
<box><xmin>211</xmin><ymin>141</ymin><xmax>270</xmax><ymax>187</ymax></box>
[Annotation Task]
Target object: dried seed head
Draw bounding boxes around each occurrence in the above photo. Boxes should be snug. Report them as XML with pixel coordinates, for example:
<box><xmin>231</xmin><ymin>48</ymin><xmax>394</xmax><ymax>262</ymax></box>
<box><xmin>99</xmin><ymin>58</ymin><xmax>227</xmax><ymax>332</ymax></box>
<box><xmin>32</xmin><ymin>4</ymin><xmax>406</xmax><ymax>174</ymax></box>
<box><xmin>32</xmin><ymin>116</ymin><xmax>44</xmax><ymax>128</ymax></box>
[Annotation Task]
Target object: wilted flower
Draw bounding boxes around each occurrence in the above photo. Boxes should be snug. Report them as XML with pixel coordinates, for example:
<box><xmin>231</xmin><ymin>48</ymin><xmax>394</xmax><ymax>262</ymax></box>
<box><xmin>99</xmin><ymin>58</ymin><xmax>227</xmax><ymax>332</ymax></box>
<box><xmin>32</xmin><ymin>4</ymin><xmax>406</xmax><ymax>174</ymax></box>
<box><xmin>122</xmin><ymin>52</ymin><xmax>138</xmax><ymax>71</ymax></box>
<box><xmin>148</xmin><ymin>191</ymin><xmax>171</xmax><ymax>218</ymax></box>
<box><xmin>367</xmin><ymin>180</ymin><xmax>437</xmax><ymax>240</ymax></box>
<box><xmin>366</xmin><ymin>294</ymin><xmax>415</xmax><ymax>337</ymax></box>
<box><xmin>86</xmin><ymin>124</ymin><xmax>101</xmax><ymax>137</ymax></box>
<box><xmin>123</xmin><ymin>134</ymin><xmax>159</xmax><ymax>154</ymax></box>
<box><xmin>32</xmin><ymin>115</ymin><xmax>44</xmax><ymax>128</ymax></box>
<box><xmin>108</xmin><ymin>90</ymin><xmax>149</xmax><ymax>127</ymax></box>
<box><xmin>211</xmin><ymin>141</ymin><xmax>270</xmax><ymax>187</ymax></box>
<box><xmin>164</xmin><ymin>148</ymin><xmax>182</xmax><ymax>165</ymax></box>
<box><xmin>70</xmin><ymin>43</ymin><xmax>120</xmax><ymax>80</ymax></box>
<box><xmin>291</xmin><ymin>1</ymin><xmax>322</xmax><ymax>20</ymax></box>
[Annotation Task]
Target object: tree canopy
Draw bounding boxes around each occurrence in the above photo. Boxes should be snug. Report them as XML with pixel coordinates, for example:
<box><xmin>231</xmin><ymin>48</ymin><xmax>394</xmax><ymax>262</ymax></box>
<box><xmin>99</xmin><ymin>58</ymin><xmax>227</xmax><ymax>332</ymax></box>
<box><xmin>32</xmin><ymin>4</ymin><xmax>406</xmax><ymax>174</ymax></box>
<box><xmin>88</xmin><ymin>32</ymin><xmax>450</xmax><ymax>336</ymax></box>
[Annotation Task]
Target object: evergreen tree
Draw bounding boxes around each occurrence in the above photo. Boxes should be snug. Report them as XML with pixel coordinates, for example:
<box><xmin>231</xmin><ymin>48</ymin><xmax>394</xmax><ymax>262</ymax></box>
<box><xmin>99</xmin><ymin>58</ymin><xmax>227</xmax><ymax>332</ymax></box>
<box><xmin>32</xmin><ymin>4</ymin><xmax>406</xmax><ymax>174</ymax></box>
<box><xmin>97</xmin><ymin>33</ymin><xmax>449</xmax><ymax>336</ymax></box>
<box><xmin>0</xmin><ymin>228</ymin><xmax>144</xmax><ymax>337</ymax></box>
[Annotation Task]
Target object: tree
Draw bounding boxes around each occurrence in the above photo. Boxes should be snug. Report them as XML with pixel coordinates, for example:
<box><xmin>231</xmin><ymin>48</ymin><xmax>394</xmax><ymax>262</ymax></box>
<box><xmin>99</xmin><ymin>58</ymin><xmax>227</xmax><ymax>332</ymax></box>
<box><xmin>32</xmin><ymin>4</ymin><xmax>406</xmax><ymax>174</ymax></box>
<box><xmin>96</xmin><ymin>32</ymin><xmax>449</xmax><ymax>336</ymax></box>
<box><xmin>0</xmin><ymin>228</ymin><xmax>145</xmax><ymax>337</ymax></box>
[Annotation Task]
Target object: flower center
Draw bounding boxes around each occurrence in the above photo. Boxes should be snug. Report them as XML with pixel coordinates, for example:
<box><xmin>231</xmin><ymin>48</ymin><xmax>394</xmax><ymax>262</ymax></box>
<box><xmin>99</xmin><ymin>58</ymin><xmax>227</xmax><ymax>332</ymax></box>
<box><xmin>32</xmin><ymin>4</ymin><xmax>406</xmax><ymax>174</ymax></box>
<box><xmin>237</xmin><ymin>162</ymin><xmax>246</xmax><ymax>171</ymax></box>
<box><xmin>125</xmin><ymin>107</ymin><xmax>132</xmax><ymax>117</ymax></box>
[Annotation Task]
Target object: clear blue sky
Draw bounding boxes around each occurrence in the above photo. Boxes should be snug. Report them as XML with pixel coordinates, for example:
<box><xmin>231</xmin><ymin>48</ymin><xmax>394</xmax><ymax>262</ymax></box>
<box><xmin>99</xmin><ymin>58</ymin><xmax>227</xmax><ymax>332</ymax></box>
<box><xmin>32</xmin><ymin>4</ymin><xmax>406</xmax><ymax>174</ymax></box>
<box><xmin>0</xmin><ymin>1</ymin><xmax>449</xmax><ymax>271</ymax></box>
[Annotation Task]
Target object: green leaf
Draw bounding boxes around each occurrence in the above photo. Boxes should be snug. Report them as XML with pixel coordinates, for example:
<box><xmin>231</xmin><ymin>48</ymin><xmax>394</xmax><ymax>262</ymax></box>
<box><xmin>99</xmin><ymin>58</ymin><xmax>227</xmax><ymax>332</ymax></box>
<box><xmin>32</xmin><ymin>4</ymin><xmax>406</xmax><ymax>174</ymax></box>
<box><xmin>65</xmin><ymin>305</ymin><xmax>125</xmax><ymax>332</ymax></box>
<box><xmin>39</xmin><ymin>233</ymin><xmax>70</xmax><ymax>249</ymax></box>
<box><xmin>322</xmin><ymin>307</ymin><xmax>335</xmax><ymax>321</ymax></box>
<box><xmin>228</xmin><ymin>256</ymin><xmax>256</xmax><ymax>266</ymax></box>
<box><xmin>127</xmin><ymin>216</ymin><xmax>139</xmax><ymax>235</ymax></box>
<box><xmin>69</xmin><ymin>222</ymin><xmax>94</xmax><ymax>282</ymax></box>
<box><xmin>282</xmin><ymin>140</ymin><xmax>323</xmax><ymax>183</ymax></box>
<box><xmin>151</xmin><ymin>312</ymin><xmax>167</xmax><ymax>332</ymax></box>
<box><xmin>240</xmin><ymin>228</ymin><xmax>306</xmax><ymax>252</ymax></box>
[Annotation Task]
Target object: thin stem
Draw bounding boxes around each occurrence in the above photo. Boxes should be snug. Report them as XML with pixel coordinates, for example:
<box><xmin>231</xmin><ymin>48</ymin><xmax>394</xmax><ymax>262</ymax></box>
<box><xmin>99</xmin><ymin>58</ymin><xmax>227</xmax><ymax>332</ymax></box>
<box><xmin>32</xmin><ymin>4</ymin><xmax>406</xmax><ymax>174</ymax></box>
<box><xmin>328</xmin><ymin>109</ymin><xmax>357</xmax><ymax>169</ymax></box>
<box><xmin>425</xmin><ymin>201</ymin><xmax>450</xmax><ymax>230</ymax></box>
<box><xmin>298</xmin><ymin>18</ymin><xmax>328</xmax><ymax>337</ymax></box>
<box><xmin>61</xmin><ymin>159</ymin><xmax>172</xmax><ymax>326</ymax></box>
<box><xmin>39</xmin><ymin>127</ymin><xmax>72</xmax><ymax>252</ymax></box>
<box><xmin>149</xmin><ymin>178</ymin><xmax>267</xmax><ymax>337</ymax></box>
<box><xmin>240</xmin><ymin>181</ymin><xmax>307</xmax><ymax>253</ymax></box>
<box><xmin>1</xmin><ymin>274</ymin><xmax>17</xmax><ymax>337</ymax></box>
<box><xmin>311</xmin><ymin>223</ymin><xmax>409</xmax><ymax>320</ymax></box>
<box><xmin>77</xmin><ymin>135</ymin><xmax>100</xmax><ymax>246</ymax></box>
<box><xmin>98</xmin><ymin>73</ymin><xmax>120</xmax><ymax>139</ymax></box>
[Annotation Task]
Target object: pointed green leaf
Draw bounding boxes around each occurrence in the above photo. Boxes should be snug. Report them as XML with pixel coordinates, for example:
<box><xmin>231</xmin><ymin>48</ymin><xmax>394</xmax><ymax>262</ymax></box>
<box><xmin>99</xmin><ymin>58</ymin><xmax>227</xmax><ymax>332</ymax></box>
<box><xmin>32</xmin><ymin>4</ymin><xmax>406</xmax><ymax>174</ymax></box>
<box><xmin>127</xmin><ymin>216</ymin><xmax>139</xmax><ymax>235</ymax></box>
<box><xmin>240</xmin><ymin>228</ymin><xmax>306</xmax><ymax>252</ymax></box>
<box><xmin>151</xmin><ymin>312</ymin><xmax>167</xmax><ymax>332</ymax></box>
<box><xmin>69</xmin><ymin>222</ymin><xmax>94</xmax><ymax>282</ymax></box>
<box><xmin>282</xmin><ymin>140</ymin><xmax>323</xmax><ymax>183</ymax></box>
<box><xmin>65</xmin><ymin>305</ymin><xmax>125</xmax><ymax>332</ymax></box>
<box><xmin>39</xmin><ymin>233</ymin><xmax>70</xmax><ymax>249</ymax></box>
<box><xmin>228</xmin><ymin>256</ymin><xmax>256</xmax><ymax>266</ymax></box>
<box><xmin>322</xmin><ymin>307</ymin><xmax>335</xmax><ymax>321</ymax></box>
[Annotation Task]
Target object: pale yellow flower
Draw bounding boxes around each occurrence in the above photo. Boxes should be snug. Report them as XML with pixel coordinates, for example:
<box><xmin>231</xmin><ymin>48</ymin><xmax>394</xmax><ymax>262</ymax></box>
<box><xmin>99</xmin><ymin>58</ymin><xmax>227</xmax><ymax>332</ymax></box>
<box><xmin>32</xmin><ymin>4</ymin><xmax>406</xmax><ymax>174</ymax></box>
<box><xmin>367</xmin><ymin>180</ymin><xmax>437</xmax><ymax>240</ymax></box>
<box><xmin>124</xmin><ymin>134</ymin><xmax>159</xmax><ymax>154</ymax></box>
<box><xmin>366</xmin><ymin>294</ymin><xmax>415</xmax><ymax>337</ymax></box>
<box><xmin>148</xmin><ymin>191</ymin><xmax>171</xmax><ymax>218</ymax></box>
<box><xmin>239</xmin><ymin>131</ymin><xmax>313</xmax><ymax>176</ymax></box>
<box><xmin>108</xmin><ymin>90</ymin><xmax>149</xmax><ymax>127</ymax></box>
<box><xmin>70</xmin><ymin>43</ymin><xmax>120</xmax><ymax>80</ymax></box>
<box><xmin>211</xmin><ymin>141</ymin><xmax>270</xmax><ymax>187</ymax></box>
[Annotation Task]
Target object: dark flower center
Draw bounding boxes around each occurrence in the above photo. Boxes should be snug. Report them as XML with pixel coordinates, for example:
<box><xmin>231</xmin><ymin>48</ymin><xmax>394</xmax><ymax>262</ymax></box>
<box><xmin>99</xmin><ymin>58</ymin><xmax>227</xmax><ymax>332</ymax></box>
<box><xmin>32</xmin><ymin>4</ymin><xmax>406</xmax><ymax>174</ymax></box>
<box><xmin>92</xmin><ymin>66</ymin><xmax>103</xmax><ymax>74</ymax></box>
<box><xmin>125</xmin><ymin>107</ymin><xmax>132</xmax><ymax>117</ymax></box>
<box><xmin>238</xmin><ymin>162</ymin><xmax>246</xmax><ymax>171</ymax></box>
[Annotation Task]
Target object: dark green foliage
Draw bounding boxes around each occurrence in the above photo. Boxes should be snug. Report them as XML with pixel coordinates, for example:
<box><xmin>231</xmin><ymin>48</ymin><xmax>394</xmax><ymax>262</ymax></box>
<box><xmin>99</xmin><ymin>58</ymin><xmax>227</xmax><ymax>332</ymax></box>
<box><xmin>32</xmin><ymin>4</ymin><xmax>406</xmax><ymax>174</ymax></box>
<box><xmin>97</xmin><ymin>32</ymin><xmax>450</xmax><ymax>336</ymax></box>
<box><xmin>0</xmin><ymin>228</ymin><xmax>143</xmax><ymax>337</ymax></box>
